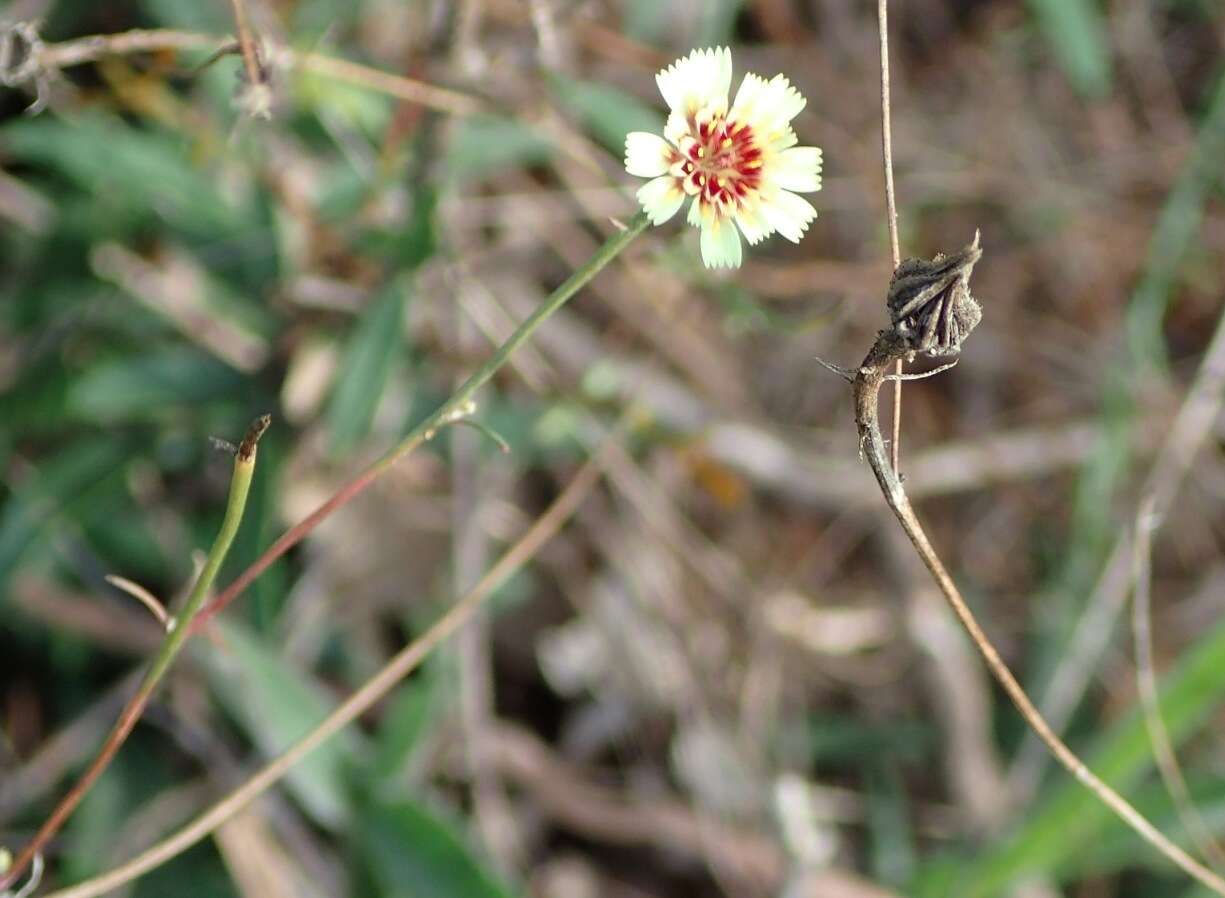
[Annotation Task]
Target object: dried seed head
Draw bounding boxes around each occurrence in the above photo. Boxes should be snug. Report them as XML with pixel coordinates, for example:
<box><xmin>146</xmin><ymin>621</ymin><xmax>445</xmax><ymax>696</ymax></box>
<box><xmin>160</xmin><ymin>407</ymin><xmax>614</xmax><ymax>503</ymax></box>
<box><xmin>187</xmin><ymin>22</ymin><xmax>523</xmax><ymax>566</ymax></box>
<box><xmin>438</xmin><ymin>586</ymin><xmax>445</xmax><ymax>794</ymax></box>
<box><xmin>887</xmin><ymin>232</ymin><xmax>983</xmax><ymax>358</ymax></box>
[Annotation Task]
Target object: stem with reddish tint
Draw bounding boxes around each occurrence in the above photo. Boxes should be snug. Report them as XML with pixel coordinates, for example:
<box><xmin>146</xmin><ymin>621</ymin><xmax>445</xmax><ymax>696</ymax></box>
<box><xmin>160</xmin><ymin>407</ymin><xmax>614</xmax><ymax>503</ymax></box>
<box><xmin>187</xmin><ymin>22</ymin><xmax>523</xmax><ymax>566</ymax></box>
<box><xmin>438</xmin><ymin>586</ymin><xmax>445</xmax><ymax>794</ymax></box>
<box><xmin>193</xmin><ymin>212</ymin><xmax>647</xmax><ymax>630</ymax></box>
<box><xmin>0</xmin><ymin>416</ymin><xmax>269</xmax><ymax>890</ymax></box>
<box><xmin>1</xmin><ymin>215</ymin><xmax>647</xmax><ymax>889</ymax></box>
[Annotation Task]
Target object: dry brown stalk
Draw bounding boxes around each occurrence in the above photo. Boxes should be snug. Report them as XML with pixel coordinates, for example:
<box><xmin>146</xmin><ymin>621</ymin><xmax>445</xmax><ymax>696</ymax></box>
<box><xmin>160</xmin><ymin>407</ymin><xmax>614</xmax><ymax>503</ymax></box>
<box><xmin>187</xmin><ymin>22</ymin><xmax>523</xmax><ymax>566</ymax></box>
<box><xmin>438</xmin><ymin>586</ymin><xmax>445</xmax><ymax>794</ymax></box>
<box><xmin>225</xmin><ymin>0</ymin><xmax>272</xmax><ymax>118</ymax></box>
<box><xmin>877</xmin><ymin>0</ymin><xmax>905</xmax><ymax>472</ymax></box>
<box><xmin>12</xmin><ymin>26</ymin><xmax>481</xmax><ymax>115</ymax></box>
<box><xmin>849</xmin><ymin>237</ymin><xmax>1225</xmax><ymax>896</ymax></box>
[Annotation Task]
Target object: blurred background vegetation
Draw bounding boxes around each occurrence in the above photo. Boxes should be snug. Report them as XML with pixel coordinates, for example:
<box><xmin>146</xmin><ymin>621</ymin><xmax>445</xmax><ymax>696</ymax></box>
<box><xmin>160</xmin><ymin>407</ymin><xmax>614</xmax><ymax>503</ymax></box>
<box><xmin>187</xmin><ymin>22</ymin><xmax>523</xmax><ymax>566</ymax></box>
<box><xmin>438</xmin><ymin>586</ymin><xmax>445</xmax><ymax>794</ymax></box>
<box><xmin>2</xmin><ymin>1</ymin><xmax>1225</xmax><ymax>896</ymax></box>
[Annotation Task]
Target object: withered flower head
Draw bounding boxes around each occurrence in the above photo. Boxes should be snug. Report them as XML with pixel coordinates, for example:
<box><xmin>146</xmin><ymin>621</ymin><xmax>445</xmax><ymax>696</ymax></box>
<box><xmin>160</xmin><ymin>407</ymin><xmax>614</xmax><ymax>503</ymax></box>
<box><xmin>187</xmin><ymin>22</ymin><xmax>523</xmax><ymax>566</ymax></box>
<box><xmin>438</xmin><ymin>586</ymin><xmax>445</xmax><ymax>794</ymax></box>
<box><xmin>887</xmin><ymin>232</ymin><xmax>983</xmax><ymax>358</ymax></box>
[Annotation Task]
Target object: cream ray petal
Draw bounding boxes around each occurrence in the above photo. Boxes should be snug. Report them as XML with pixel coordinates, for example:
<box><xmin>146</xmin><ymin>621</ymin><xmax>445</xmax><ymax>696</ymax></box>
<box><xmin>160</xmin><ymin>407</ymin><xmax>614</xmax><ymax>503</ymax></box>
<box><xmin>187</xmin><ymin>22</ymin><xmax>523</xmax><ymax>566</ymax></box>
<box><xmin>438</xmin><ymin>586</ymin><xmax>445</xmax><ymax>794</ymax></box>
<box><xmin>700</xmin><ymin>216</ymin><xmax>743</xmax><ymax>268</ymax></box>
<box><xmin>656</xmin><ymin>47</ymin><xmax>733</xmax><ymax>117</ymax></box>
<box><xmin>729</xmin><ymin>72</ymin><xmax>766</xmax><ymax>122</ymax></box>
<box><xmin>756</xmin><ymin>74</ymin><xmax>807</xmax><ymax>125</ymax></box>
<box><xmin>624</xmin><ymin>131</ymin><xmax>674</xmax><ymax>177</ymax></box>
<box><xmin>664</xmin><ymin>109</ymin><xmax>691</xmax><ymax>146</ymax></box>
<box><xmin>636</xmin><ymin>176</ymin><xmax>686</xmax><ymax>225</ymax></box>
<box><xmin>687</xmin><ymin>195</ymin><xmax>705</xmax><ymax>227</ymax></box>
<box><xmin>759</xmin><ymin>189</ymin><xmax>817</xmax><ymax>243</ymax></box>
<box><xmin>769</xmin><ymin>146</ymin><xmax>824</xmax><ymax>194</ymax></box>
<box><xmin>733</xmin><ymin>204</ymin><xmax>773</xmax><ymax>245</ymax></box>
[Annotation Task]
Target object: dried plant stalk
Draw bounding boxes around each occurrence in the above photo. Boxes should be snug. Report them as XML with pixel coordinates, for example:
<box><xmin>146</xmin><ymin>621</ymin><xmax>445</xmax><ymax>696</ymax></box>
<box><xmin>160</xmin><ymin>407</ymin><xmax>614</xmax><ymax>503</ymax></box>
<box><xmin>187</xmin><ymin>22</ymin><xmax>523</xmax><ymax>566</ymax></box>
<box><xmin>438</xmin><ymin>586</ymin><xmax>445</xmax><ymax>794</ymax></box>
<box><xmin>851</xmin><ymin>237</ymin><xmax>1225</xmax><ymax>896</ymax></box>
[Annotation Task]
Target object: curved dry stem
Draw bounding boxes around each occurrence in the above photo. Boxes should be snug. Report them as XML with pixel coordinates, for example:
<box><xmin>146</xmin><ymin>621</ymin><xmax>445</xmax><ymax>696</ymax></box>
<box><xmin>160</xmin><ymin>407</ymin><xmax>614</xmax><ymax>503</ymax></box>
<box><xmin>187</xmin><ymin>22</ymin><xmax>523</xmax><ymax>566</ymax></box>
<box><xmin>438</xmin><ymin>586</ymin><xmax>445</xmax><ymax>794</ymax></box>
<box><xmin>852</xmin><ymin>330</ymin><xmax>1225</xmax><ymax>895</ymax></box>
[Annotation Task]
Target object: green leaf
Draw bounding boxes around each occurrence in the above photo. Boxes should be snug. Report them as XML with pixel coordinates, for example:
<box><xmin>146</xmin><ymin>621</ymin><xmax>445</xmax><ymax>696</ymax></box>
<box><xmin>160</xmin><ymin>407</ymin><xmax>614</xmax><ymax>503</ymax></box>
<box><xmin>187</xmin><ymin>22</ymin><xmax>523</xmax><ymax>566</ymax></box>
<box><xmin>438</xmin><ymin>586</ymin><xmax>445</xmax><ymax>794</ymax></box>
<box><xmin>801</xmin><ymin>715</ymin><xmax>933</xmax><ymax>767</ymax></box>
<box><xmin>549</xmin><ymin>78</ymin><xmax>665</xmax><ymax>154</ymax></box>
<box><xmin>1125</xmin><ymin>72</ymin><xmax>1225</xmax><ymax>368</ymax></box>
<box><xmin>355</xmin><ymin>796</ymin><xmax>517</xmax><ymax>898</ymax></box>
<box><xmin>0</xmin><ymin>440</ymin><xmax>127</xmax><ymax>588</ymax></box>
<box><xmin>294</xmin><ymin>69</ymin><xmax>393</xmax><ymax>137</ymax></box>
<box><xmin>695</xmin><ymin>0</ymin><xmax>744</xmax><ymax>47</ymax></box>
<box><xmin>2</xmin><ymin>115</ymin><xmax>247</xmax><ymax>238</ymax></box>
<box><xmin>140</xmin><ymin>0</ymin><xmax>230</xmax><ymax>29</ymax></box>
<box><xmin>1026</xmin><ymin>0</ymin><xmax>1112</xmax><ymax>98</ymax></box>
<box><xmin>445</xmin><ymin>116</ymin><xmax>554</xmax><ymax>182</ymax></box>
<box><xmin>205</xmin><ymin>621</ymin><xmax>362</xmax><ymax>830</ymax></box>
<box><xmin>1075</xmin><ymin>774</ymin><xmax>1225</xmax><ymax>878</ymax></box>
<box><xmin>67</xmin><ymin>348</ymin><xmax>244</xmax><ymax>423</ymax></box>
<box><xmin>327</xmin><ymin>279</ymin><xmax>409</xmax><ymax>453</ymax></box>
<box><xmin>61</xmin><ymin>759</ymin><xmax>125</xmax><ymax>882</ymax></box>
<box><xmin>913</xmin><ymin>613</ymin><xmax>1225</xmax><ymax>896</ymax></box>
<box><xmin>372</xmin><ymin>666</ymin><xmax>440</xmax><ymax>781</ymax></box>
<box><xmin>623</xmin><ymin>0</ymin><xmax>671</xmax><ymax>43</ymax></box>
<box><xmin>291</xmin><ymin>0</ymin><xmax>363</xmax><ymax>41</ymax></box>
<box><xmin>867</xmin><ymin>764</ymin><xmax>917</xmax><ymax>888</ymax></box>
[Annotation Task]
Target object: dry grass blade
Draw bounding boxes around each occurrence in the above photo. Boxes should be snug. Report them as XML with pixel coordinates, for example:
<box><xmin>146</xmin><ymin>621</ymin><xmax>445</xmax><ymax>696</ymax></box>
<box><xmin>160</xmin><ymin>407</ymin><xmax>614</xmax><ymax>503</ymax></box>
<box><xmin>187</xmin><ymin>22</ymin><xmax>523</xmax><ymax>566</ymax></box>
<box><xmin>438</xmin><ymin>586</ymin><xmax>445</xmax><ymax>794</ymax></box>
<box><xmin>1012</xmin><ymin>298</ymin><xmax>1225</xmax><ymax>796</ymax></box>
<box><xmin>226</xmin><ymin>0</ymin><xmax>272</xmax><ymax>118</ymax></box>
<box><xmin>1131</xmin><ymin>499</ymin><xmax>1225</xmax><ymax>870</ymax></box>
<box><xmin>29</xmin><ymin>27</ymin><xmax>482</xmax><ymax>115</ymax></box>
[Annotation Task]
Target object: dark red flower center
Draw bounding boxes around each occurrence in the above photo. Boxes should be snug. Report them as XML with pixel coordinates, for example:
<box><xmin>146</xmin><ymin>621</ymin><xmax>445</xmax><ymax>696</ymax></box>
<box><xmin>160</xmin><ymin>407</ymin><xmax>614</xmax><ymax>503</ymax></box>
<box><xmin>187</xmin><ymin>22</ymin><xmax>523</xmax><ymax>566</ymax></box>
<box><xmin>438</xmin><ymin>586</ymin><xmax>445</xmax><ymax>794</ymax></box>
<box><xmin>678</xmin><ymin>117</ymin><xmax>764</xmax><ymax>206</ymax></box>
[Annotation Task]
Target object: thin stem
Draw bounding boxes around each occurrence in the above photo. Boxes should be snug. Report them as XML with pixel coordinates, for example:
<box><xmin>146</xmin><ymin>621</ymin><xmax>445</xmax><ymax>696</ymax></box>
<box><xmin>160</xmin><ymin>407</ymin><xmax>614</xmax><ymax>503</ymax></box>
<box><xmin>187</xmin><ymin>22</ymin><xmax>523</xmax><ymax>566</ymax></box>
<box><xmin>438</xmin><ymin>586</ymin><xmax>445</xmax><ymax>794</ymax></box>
<box><xmin>1011</xmin><ymin>291</ymin><xmax>1225</xmax><ymax>795</ymax></box>
<box><xmin>104</xmin><ymin>575</ymin><xmax>172</xmax><ymax>629</ymax></box>
<box><xmin>3</xmin><ymin>214</ymin><xmax>643</xmax><ymax>891</ymax></box>
<box><xmin>41</xmin><ymin>437</ymin><xmax>614</xmax><ymax>898</ymax></box>
<box><xmin>877</xmin><ymin>0</ymin><xmax>904</xmax><ymax>473</ymax></box>
<box><xmin>0</xmin><ymin>416</ymin><xmax>269</xmax><ymax>891</ymax></box>
<box><xmin>851</xmin><ymin>334</ymin><xmax>1225</xmax><ymax>896</ymax></box>
<box><xmin>1131</xmin><ymin>501</ymin><xmax>1225</xmax><ymax>870</ymax></box>
<box><xmin>192</xmin><ymin>212</ymin><xmax>647</xmax><ymax>629</ymax></box>
<box><xmin>29</xmin><ymin>28</ymin><xmax>482</xmax><ymax>115</ymax></box>
<box><xmin>226</xmin><ymin>0</ymin><xmax>263</xmax><ymax>93</ymax></box>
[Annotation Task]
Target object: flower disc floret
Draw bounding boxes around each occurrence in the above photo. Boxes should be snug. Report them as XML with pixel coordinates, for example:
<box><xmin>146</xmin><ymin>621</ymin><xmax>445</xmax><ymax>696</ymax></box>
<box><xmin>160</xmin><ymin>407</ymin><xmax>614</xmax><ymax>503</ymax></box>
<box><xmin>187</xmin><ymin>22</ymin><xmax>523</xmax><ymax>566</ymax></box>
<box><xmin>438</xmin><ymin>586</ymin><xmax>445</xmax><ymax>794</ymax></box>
<box><xmin>624</xmin><ymin>47</ymin><xmax>823</xmax><ymax>269</ymax></box>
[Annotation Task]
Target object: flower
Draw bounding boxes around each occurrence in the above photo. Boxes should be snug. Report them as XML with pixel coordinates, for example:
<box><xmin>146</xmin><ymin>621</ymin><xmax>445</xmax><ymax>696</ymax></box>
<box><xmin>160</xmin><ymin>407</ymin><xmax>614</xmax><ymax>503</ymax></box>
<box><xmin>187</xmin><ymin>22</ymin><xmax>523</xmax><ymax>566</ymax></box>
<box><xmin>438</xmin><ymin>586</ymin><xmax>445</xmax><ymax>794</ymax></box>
<box><xmin>624</xmin><ymin>47</ymin><xmax>823</xmax><ymax>269</ymax></box>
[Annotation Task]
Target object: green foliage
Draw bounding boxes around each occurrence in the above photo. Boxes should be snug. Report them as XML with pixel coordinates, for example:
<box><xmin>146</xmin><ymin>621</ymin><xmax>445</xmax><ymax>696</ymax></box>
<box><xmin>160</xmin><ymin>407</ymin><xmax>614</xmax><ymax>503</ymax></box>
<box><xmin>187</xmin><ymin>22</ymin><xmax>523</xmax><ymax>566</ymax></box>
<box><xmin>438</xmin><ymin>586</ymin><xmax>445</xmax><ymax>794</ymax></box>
<box><xmin>206</xmin><ymin>621</ymin><xmax>364</xmax><ymax>830</ymax></box>
<box><xmin>68</xmin><ymin>348</ymin><xmax>245</xmax><ymax>423</ymax></box>
<box><xmin>4</xmin><ymin>5</ymin><xmax>1225</xmax><ymax>898</ymax></box>
<box><xmin>445</xmin><ymin>116</ymin><xmax>555</xmax><ymax>182</ymax></box>
<box><xmin>0</xmin><ymin>441</ymin><xmax>127</xmax><ymax>588</ymax></box>
<box><xmin>328</xmin><ymin>279</ymin><xmax>411</xmax><ymax>454</ymax></box>
<box><xmin>549</xmin><ymin>77</ymin><xmax>665</xmax><ymax>155</ymax></box>
<box><xmin>914</xmin><ymin>614</ymin><xmax>1225</xmax><ymax>896</ymax></box>
<box><xmin>3</xmin><ymin>116</ymin><xmax>249</xmax><ymax>239</ymax></box>
<box><xmin>140</xmin><ymin>0</ymin><xmax>231</xmax><ymax>30</ymax></box>
<box><xmin>1026</xmin><ymin>0</ymin><xmax>1112</xmax><ymax>98</ymax></box>
<box><xmin>354</xmin><ymin>795</ymin><xmax>518</xmax><ymax>898</ymax></box>
<box><xmin>371</xmin><ymin>666</ymin><xmax>440</xmax><ymax>781</ymax></box>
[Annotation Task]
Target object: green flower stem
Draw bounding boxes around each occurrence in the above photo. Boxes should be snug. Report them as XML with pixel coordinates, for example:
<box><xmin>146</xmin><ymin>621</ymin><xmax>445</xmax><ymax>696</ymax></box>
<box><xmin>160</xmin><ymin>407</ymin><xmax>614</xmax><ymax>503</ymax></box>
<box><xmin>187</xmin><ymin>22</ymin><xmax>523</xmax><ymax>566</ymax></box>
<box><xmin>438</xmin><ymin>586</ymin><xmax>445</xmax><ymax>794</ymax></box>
<box><xmin>2</xmin><ymin>213</ymin><xmax>647</xmax><ymax>888</ymax></box>
<box><xmin>192</xmin><ymin>211</ymin><xmax>650</xmax><ymax>629</ymax></box>
<box><xmin>147</xmin><ymin>415</ymin><xmax>268</xmax><ymax>679</ymax></box>
<box><xmin>0</xmin><ymin>416</ymin><xmax>269</xmax><ymax>891</ymax></box>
